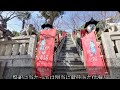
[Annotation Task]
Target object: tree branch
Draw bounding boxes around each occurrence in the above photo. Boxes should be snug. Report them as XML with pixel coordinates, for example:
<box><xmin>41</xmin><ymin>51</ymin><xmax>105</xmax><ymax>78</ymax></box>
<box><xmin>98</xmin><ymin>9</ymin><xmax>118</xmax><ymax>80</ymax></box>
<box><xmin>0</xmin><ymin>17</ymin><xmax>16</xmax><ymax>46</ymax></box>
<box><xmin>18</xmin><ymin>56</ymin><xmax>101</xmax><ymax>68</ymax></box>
<box><xmin>0</xmin><ymin>14</ymin><xmax>3</xmax><ymax>21</ymax></box>
<box><xmin>8</xmin><ymin>14</ymin><xmax>23</xmax><ymax>21</ymax></box>
<box><xmin>7</xmin><ymin>11</ymin><xmax>16</xmax><ymax>20</ymax></box>
<box><xmin>5</xmin><ymin>11</ymin><xmax>12</xmax><ymax>19</ymax></box>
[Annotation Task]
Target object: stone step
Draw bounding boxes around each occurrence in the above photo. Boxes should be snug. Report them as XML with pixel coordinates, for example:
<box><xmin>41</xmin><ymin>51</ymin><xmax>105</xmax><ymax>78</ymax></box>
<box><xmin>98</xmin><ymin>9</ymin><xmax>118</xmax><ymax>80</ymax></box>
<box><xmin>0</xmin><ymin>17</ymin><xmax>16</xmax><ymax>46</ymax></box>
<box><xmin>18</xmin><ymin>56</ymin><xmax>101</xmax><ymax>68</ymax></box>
<box><xmin>60</xmin><ymin>50</ymin><xmax>75</xmax><ymax>52</ymax></box>
<box><xmin>53</xmin><ymin>71</ymin><xmax>88</xmax><ymax>76</ymax></box>
<box><xmin>54</xmin><ymin>64</ymin><xmax>85</xmax><ymax>68</ymax></box>
<box><xmin>58</xmin><ymin>57</ymin><xmax>81</xmax><ymax>61</ymax></box>
<box><xmin>57</xmin><ymin>58</ymin><xmax>82</xmax><ymax>63</ymax></box>
<box><xmin>59</xmin><ymin>54</ymin><xmax>80</xmax><ymax>57</ymax></box>
<box><xmin>66</xmin><ymin>42</ymin><xmax>73</xmax><ymax>44</ymax></box>
<box><xmin>65</xmin><ymin>43</ymin><xmax>73</xmax><ymax>44</ymax></box>
<box><xmin>69</xmin><ymin>61</ymin><xmax>83</xmax><ymax>65</ymax></box>
<box><xmin>57</xmin><ymin>59</ymin><xmax>82</xmax><ymax>62</ymax></box>
<box><xmin>53</xmin><ymin>68</ymin><xmax>86</xmax><ymax>72</ymax></box>
<box><xmin>59</xmin><ymin>56</ymin><xmax>76</xmax><ymax>59</ymax></box>
<box><xmin>52</xmin><ymin>37</ymin><xmax>88</xmax><ymax>77</ymax></box>
<box><xmin>60</xmin><ymin>52</ymin><xmax>78</xmax><ymax>54</ymax></box>
<box><xmin>53</xmin><ymin>66</ymin><xmax>86</xmax><ymax>72</ymax></box>
<box><xmin>56</xmin><ymin>60</ymin><xmax>83</xmax><ymax>65</ymax></box>
<box><xmin>59</xmin><ymin>53</ymin><xmax>74</xmax><ymax>56</ymax></box>
<box><xmin>60</xmin><ymin>50</ymin><xmax>79</xmax><ymax>52</ymax></box>
<box><xmin>54</xmin><ymin>62</ymin><xmax>84</xmax><ymax>67</ymax></box>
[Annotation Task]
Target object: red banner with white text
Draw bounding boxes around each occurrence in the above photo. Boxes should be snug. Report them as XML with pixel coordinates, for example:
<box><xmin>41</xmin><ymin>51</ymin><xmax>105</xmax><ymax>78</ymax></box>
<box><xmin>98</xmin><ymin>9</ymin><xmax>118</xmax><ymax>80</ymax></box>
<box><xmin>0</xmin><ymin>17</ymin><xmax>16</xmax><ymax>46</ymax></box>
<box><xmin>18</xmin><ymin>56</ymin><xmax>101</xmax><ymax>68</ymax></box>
<box><xmin>81</xmin><ymin>31</ymin><xmax>106</xmax><ymax>76</ymax></box>
<box><xmin>35</xmin><ymin>29</ymin><xmax>56</xmax><ymax>78</ymax></box>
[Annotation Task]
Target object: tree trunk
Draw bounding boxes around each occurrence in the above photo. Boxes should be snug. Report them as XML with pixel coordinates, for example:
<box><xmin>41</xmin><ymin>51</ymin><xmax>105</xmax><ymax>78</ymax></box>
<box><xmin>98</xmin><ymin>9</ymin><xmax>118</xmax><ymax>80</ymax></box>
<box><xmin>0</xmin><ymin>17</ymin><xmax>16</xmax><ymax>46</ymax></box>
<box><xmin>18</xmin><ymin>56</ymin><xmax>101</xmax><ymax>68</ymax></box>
<box><xmin>22</xmin><ymin>20</ymin><xmax>25</xmax><ymax>29</ymax></box>
<box><xmin>49</xmin><ymin>17</ymin><xmax>54</xmax><ymax>25</ymax></box>
<box><xmin>2</xmin><ymin>20</ymin><xmax>7</xmax><ymax>29</ymax></box>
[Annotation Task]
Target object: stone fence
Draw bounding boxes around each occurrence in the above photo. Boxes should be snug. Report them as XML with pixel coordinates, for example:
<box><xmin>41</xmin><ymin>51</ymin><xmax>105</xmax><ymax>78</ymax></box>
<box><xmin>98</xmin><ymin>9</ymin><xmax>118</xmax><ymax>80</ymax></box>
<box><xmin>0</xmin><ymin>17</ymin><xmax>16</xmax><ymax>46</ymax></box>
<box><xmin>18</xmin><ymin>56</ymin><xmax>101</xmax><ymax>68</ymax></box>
<box><xmin>101</xmin><ymin>32</ymin><xmax>120</xmax><ymax>79</ymax></box>
<box><xmin>0</xmin><ymin>35</ymin><xmax>37</xmax><ymax>79</ymax></box>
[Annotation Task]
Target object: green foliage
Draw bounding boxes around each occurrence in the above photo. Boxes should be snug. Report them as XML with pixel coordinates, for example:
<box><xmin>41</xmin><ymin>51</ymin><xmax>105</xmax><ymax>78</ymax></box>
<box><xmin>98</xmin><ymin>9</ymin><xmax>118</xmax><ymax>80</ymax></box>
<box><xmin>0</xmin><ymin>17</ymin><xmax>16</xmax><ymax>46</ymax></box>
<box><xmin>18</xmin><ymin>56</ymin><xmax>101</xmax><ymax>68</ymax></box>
<box><xmin>15</xmin><ymin>11</ymin><xmax>32</xmax><ymax>29</ymax></box>
<box><xmin>15</xmin><ymin>11</ymin><xmax>31</xmax><ymax>21</ymax></box>
<box><xmin>96</xmin><ymin>21</ymin><xmax>106</xmax><ymax>29</ymax></box>
<box><xmin>40</xmin><ymin>11</ymin><xmax>64</xmax><ymax>19</ymax></box>
<box><xmin>12</xmin><ymin>31</ymin><xmax>20</xmax><ymax>36</ymax></box>
<box><xmin>39</xmin><ymin>11</ymin><xmax>64</xmax><ymax>25</ymax></box>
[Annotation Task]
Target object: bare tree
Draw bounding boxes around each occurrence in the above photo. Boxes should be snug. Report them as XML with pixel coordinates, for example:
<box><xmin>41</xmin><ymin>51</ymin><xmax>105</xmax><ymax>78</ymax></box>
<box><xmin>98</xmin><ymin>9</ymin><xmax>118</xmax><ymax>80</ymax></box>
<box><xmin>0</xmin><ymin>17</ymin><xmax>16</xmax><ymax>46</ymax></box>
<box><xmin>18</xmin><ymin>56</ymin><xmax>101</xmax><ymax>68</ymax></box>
<box><xmin>15</xmin><ymin>11</ymin><xmax>32</xmax><ymax>29</ymax></box>
<box><xmin>88</xmin><ymin>11</ymin><xmax>119</xmax><ymax>22</ymax></box>
<box><xmin>63</xmin><ymin>12</ymin><xmax>82</xmax><ymax>31</ymax></box>
<box><xmin>53</xmin><ymin>17</ymin><xmax>64</xmax><ymax>30</ymax></box>
<box><xmin>62</xmin><ymin>11</ymin><xmax>120</xmax><ymax>32</ymax></box>
<box><xmin>30</xmin><ymin>17</ymin><xmax>43</xmax><ymax>31</ymax></box>
<box><xmin>0</xmin><ymin>11</ymin><xmax>23</xmax><ymax>28</ymax></box>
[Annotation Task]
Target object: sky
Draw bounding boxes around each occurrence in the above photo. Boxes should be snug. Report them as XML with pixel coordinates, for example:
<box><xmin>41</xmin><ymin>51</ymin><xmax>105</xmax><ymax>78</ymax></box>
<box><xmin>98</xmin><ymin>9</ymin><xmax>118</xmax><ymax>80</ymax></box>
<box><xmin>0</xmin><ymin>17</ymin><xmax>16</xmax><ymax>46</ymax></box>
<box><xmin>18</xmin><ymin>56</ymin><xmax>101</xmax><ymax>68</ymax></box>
<box><xmin>7</xmin><ymin>11</ymin><xmax>73</xmax><ymax>32</ymax></box>
<box><xmin>7</xmin><ymin>11</ymin><xmax>40</xmax><ymax>32</ymax></box>
<box><xmin>5</xmin><ymin>11</ymin><xmax>119</xmax><ymax>33</ymax></box>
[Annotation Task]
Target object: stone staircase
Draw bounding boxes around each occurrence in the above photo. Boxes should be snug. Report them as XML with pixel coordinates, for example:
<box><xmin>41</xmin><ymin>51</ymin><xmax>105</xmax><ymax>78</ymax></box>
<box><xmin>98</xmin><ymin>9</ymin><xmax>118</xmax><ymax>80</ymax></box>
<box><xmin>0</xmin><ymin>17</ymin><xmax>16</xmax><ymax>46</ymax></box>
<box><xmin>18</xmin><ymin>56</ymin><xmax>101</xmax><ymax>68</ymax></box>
<box><xmin>53</xmin><ymin>35</ymin><xmax>88</xmax><ymax>77</ymax></box>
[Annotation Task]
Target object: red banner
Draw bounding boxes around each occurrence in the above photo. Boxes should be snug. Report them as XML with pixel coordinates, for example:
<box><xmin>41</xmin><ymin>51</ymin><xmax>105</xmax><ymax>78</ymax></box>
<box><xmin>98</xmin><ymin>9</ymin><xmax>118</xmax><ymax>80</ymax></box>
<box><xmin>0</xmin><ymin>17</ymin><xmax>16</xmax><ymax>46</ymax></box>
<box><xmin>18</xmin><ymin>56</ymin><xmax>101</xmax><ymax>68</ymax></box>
<box><xmin>81</xmin><ymin>31</ymin><xmax>106</xmax><ymax>76</ymax></box>
<box><xmin>35</xmin><ymin>29</ymin><xmax>56</xmax><ymax>78</ymax></box>
<box><xmin>62</xmin><ymin>31</ymin><xmax>66</xmax><ymax>38</ymax></box>
<box><xmin>80</xmin><ymin>29</ymin><xmax>87</xmax><ymax>38</ymax></box>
